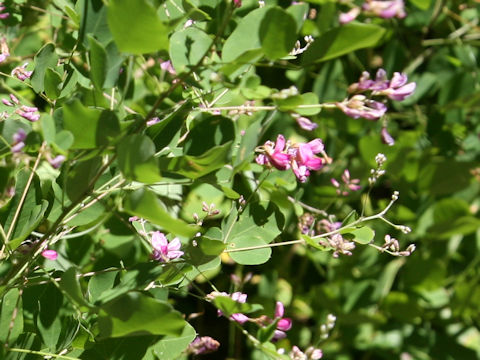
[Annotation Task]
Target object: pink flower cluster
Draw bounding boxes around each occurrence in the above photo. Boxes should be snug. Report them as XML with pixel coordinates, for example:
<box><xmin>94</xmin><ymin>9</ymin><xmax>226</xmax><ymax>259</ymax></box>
<box><xmin>11</xmin><ymin>63</ymin><xmax>33</xmax><ymax>81</ymax></box>
<box><xmin>331</xmin><ymin>169</ymin><xmax>361</xmax><ymax>196</ymax></box>
<box><xmin>0</xmin><ymin>2</ymin><xmax>9</xmax><ymax>19</ymax></box>
<box><xmin>336</xmin><ymin>69</ymin><xmax>415</xmax><ymax>120</ymax></box>
<box><xmin>11</xmin><ymin>128</ymin><xmax>26</xmax><ymax>153</ymax></box>
<box><xmin>2</xmin><ymin>94</ymin><xmax>41</xmax><ymax>122</ymax></box>
<box><xmin>256</xmin><ymin>135</ymin><xmax>331</xmax><ymax>182</ymax></box>
<box><xmin>339</xmin><ymin>0</ymin><xmax>406</xmax><ymax>24</ymax></box>
<box><xmin>0</xmin><ymin>36</ymin><xmax>9</xmax><ymax>63</ymax></box>
<box><xmin>213</xmin><ymin>291</ymin><xmax>292</xmax><ymax>341</ymax></box>
<box><xmin>150</xmin><ymin>231</ymin><xmax>184</xmax><ymax>262</ymax></box>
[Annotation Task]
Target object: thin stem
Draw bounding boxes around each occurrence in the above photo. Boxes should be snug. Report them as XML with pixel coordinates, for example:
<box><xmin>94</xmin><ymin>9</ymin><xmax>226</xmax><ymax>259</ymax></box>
<box><xmin>197</xmin><ymin>103</ymin><xmax>337</xmax><ymax>113</ymax></box>
<box><xmin>224</xmin><ymin>196</ymin><xmax>400</xmax><ymax>253</ymax></box>
<box><xmin>2</xmin><ymin>143</ymin><xmax>45</xmax><ymax>253</ymax></box>
<box><xmin>7</xmin><ymin>348</ymin><xmax>80</xmax><ymax>360</ymax></box>
<box><xmin>287</xmin><ymin>196</ymin><xmax>328</xmax><ymax>216</ymax></box>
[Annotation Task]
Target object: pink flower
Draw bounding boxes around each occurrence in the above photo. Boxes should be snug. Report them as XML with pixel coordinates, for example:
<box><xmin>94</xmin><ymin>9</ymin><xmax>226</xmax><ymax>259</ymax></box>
<box><xmin>259</xmin><ymin>134</ymin><xmax>291</xmax><ymax>170</ymax></box>
<box><xmin>336</xmin><ymin>95</ymin><xmax>387</xmax><ymax>120</ymax></box>
<box><xmin>215</xmin><ymin>291</ymin><xmax>250</xmax><ymax>324</ymax></box>
<box><xmin>378</xmin><ymin>76</ymin><xmax>416</xmax><ymax>101</ymax></box>
<box><xmin>273</xmin><ymin>301</ymin><xmax>292</xmax><ymax>340</ymax></box>
<box><xmin>362</xmin><ymin>0</ymin><xmax>406</xmax><ymax>19</ymax></box>
<box><xmin>0</xmin><ymin>2</ymin><xmax>9</xmax><ymax>19</ymax></box>
<box><xmin>151</xmin><ymin>231</ymin><xmax>184</xmax><ymax>262</ymax></box>
<box><xmin>233</xmin><ymin>0</ymin><xmax>242</xmax><ymax>7</ymax></box>
<box><xmin>331</xmin><ymin>169</ymin><xmax>361</xmax><ymax>196</ymax></box>
<box><xmin>339</xmin><ymin>7</ymin><xmax>360</xmax><ymax>24</ymax></box>
<box><xmin>42</xmin><ymin>249</ymin><xmax>58</xmax><ymax>260</ymax></box>
<box><xmin>160</xmin><ymin>60</ymin><xmax>176</xmax><ymax>75</ymax></box>
<box><xmin>11</xmin><ymin>63</ymin><xmax>33</xmax><ymax>81</ymax></box>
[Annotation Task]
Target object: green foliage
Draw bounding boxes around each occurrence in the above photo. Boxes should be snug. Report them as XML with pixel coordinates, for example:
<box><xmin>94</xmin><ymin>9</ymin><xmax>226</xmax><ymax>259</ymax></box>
<box><xmin>0</xmin><ymin>0</ymin><xmax>479</xmax><ymax>359</ymax></box>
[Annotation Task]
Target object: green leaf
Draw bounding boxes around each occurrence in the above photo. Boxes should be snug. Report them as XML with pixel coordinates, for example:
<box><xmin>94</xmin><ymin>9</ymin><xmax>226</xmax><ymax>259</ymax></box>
<box><xmin>88</xmin><ymin>35</ymin><xmax>108</xmax><ymax>90</ymax></box>
<box><xmin>96</xmin><ymin>263</ymin><xmax>165</xmax><ymax>303</ymax></box>
<box><xmin>107</xmin><ymin>0</ymin><xmax>170</xmax><ymax>54</ymax></box>
<box><xmin>259</xmin><ymin>7</ymin><xmax>297</xmax><ymax>60</ymax></box>
<box><xmin>257</xmin><ymin>318</ymin><xmax>279</xmax><ymax>343</ymax></box>
<box><xmin>159</xmin><ymin>142</ymin><xmax>233</xmax><ymax>179</ymax></box>
<box><xmin>0</xmin><ymin>288</ymin><xmax>23</xmax><ymax>345</ymax></box>
<box><xmin>88</xmin><ymin>270</ymin><xmax>118</xmax><ymax>303</ymax></box>
<box><xmin>0</xmin><ymin>169</ymin><xmax>49</xmax><ymax>250</ymax></box>
<box><xmin>117</xmin><ymin>134</ymin><xmax>162</xmax><ymax>183</ymax></box>
<box><xmin>44</xmin><ymin>67</ymin><xmax>63</xmax><ymax>99</ymax></box>
<box><xmin>349</xmin><ymin>226</ymin><xmax>375</xmax><ymax>245</ymax></box>
<box><xmin>274</xmin><ymin>92</ymin><xmax>321</xmax><ymax>115</ymax></box>
<box><xmin>213</xmin><ymin>295</ymin><xmax>262</xmax><ymax>317</ymax></box>
<box><xmin>31</xmin><ymin>43</ymin><xmax>58</xmax><ymax>93</ymax></box>
<box><xmin>78</xmin><ymin>0</ymin><xmax>112</xmax><ymax>46</ymax></box>
<box><xmin>301</xmin><ymin>23</ymin><xmax>386</xmax><ymax>64</ymax></box>
<box><xmin>409</xmin><ymin>0</ymin><xmax>432</xmax><ymax>10</ymax></box>
<box><xmin>302</xmin><ymin>234</ymin><xmax>330</xmax><ymax>251</ymax></box>
<box><xmin>98</xmin><ymin>292</ymin><xmax>187</xmax><ymax>338</ymax></box>
<box><xmin>169</xmin><ymin>27</ymin><xmax>212</xmax><ymax>73</ymax></box>
<box><xmin>65</xmin><ymin>157</ymin><xmax>102</xmax><ymax>202</ymax></box>
<box><xmin>226</xmin><ymin>202</ymin><xmax>284</xmax><ymax>265</ymax></box>
<box><xmin>287</xmin><ymin>3</ymin><xmax>309</xmax><ymax>32</ymax></box>
<box><xmin>37</xmin><ymin>284</ymin><xmax>63</xmax><ymax>350</ymax></box>
<box><xmin>59</xmin><ymin>267</ymin><xmax>92</xmax><ymax>309</ymax></box>
<box><xmin>152</xmin><ymin>323</ymin><xmax>197</xmax><ymax>360</ymax></box>
<box><xmin>222</xmin><ymin>7</ymin><xmax>268</xmax><ymax>62</ymax></box>
<box><xmin>124</xmin><ymin>188</ymin><xmax>200</xmax><ymax>238</ymax></box>
<box><xmin>63</xmin><ymin>100</ymin><xmax>120</xmax><ymax>149</ymax></box>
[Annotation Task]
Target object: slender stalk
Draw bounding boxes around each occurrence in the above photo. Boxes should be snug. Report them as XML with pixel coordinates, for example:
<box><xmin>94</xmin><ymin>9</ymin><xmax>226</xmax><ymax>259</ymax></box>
<box><xmin>2</xmin><ymin>143</ymin><xmax>45</xmax><ymax>256</ymax></box>
<box><xmin>7</xmin><ymin>348</ymin><xmax>80</xmax><ymax>360</ymax></box>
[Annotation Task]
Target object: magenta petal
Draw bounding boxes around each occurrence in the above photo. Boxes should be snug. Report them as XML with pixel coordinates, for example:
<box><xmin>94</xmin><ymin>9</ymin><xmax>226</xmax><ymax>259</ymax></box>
<box><xmin>231</xmin><ymin>313</ymin><xmax>249</xmax><ymax>324</ymax></box>
<box><xmin>42</xmin><ymin>250</ymin><xmax>58</xmax><ymax>260</ymax></box>
<box><xmin>151</xmin><ymin>231</ymin><xmax>168</xmax><ymax>253</ymax></box>
<box><xmin>167</xmin><ymin>237</ymin><xmax>182</xmax><ymax>251</ymax></box>
<box><xmin>274</xmin><ymin>134</ymin><xmax>286</xmax><ymax>152</ymax></box>
<box><xmin>167</xmin><ymin>250</ymin><xmax>184</xmax><ymax>259</ymax></box>
<box><xmin>307</xmin><ymin>139</ymin><xmax>324</xmax><ymax>153</ymax></box>
<box><xmin>277</xmin><ymin>318</ymin><xmax>292</xmax><ymax>331</ymax></box>
<box><xmin>275</xmin><ymin>301</ymin><xmax>284</xmax><ymax>318</ymax></box>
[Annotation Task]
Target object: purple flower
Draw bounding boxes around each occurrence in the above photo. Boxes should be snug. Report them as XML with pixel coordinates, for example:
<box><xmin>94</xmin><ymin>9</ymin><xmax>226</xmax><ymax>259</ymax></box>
<box><xmin>13</xmin><ymin>128</ymin><xmax>26</xmax><ymax>143</ymax></box>
<box><xmin>339</xmin><ymin>7</ymin><xmax>360</xmax><ymax>24</ymax></box>
<box><xmin>187</xmin><ymin>336</ymin><xmax>220</xmax><ymax>355</ymax></box>
<box><xmin>381</xmin><ymin>127</ymin><xmax>395</xmax><ymax>146</ymax></box>
<box><xmin>146</xmin><ymin>117</ymin><xmax>161</xmax><ymax>127</ymax></box>
<box><xmin>11</xmin><ymin>128</ymin><xmax>26</xmax><ymax>153</ymax></box>
<box><xmin>151</xmin><ymin>231</ymin><xmax>184</xmax><ymax>262</ymax></box>
<box><xmin>362</xmin><ymin>0</ymin><xmax>406</xmax><ymax>19</ymax></box>
<box><xmin>273</xmin><ymin>301</ymin><xmax>292</xmax><ymax>340</ymax></box>
<box><xmin>379</xmin><ymin>76</ymin><xmax>416</xmax><ymax>101</ymax></box>
<box><xmin>49</xmin><ymin>155</ymin><xmax>66</xmax><ymax>169</ymax></box>
<box><xmin>17</xmin><ymin>111</ymin><xmax>40</xmax><ymax>122</ymax></box>
<box><xmin>160</xmin><ymin>60</ymin><xmax>176</xmax><ymax>75</ymax></box>
<box><xmin>11</xmin><ymin>63</ymin><xmax>33</xmax><ymax>81</ymax></box>
<box><xmin>336</xmin><ymin>95</ymin><xmax>387</xmax><ymax>120</ymax></box>
<box><xmin>295</xmin><ymin>116</ymin><xmax>318</xmax><ymax>131</ymax></box>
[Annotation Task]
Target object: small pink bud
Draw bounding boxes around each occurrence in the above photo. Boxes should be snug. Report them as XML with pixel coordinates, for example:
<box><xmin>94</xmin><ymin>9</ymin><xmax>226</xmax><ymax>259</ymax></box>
<box><xmin>42</xmin><ymin>249</ymin><xmax>58</xmax><ymax>260</ymax></box>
